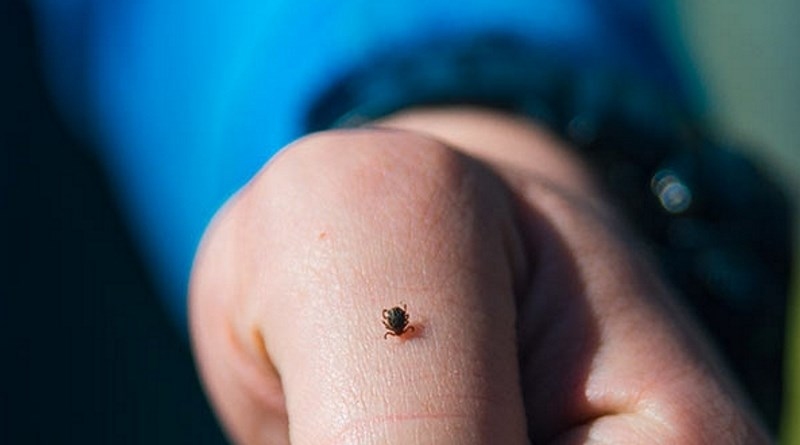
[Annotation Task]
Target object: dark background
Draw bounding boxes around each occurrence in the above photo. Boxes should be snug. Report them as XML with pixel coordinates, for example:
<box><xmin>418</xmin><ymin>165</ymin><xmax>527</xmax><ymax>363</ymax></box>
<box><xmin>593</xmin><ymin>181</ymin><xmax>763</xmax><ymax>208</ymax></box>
<box><xmin>1</xmin><ymin>2</ymin><xmax>227</xmax><ymax>443</ymax></box>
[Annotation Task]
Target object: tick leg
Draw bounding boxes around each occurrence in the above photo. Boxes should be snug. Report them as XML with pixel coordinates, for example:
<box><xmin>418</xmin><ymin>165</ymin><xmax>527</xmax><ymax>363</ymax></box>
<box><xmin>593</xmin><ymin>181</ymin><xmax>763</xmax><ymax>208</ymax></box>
<box><xmin>384</xmin><ymin>331</ymin><xmax>397</xmax><ymax>339</ymax></box>
<box><xmin>382</xmin><ymin>320</ymin><xmax>393</xmax><ymax>330</ymax></box>
<box><xmin>405</xmin><ymin>325</ymin><xmax>415</xmax><ymax>334</ymax></box>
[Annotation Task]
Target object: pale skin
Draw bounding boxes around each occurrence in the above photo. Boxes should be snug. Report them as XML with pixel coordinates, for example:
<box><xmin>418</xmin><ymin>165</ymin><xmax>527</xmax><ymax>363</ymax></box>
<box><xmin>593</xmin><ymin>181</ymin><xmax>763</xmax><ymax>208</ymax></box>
<box><xmin>190</xmin><ymin>107</ymin><xmax>773</xmax><ymax>444</ymax></box>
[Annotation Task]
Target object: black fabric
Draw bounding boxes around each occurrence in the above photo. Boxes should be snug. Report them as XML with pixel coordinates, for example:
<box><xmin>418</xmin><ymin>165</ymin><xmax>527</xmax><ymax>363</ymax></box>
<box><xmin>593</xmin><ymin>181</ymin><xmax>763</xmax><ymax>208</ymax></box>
<box><xmin>1</xmin><ymin>2</ymin><xmax>227</xmax><ymax>443</ymax></box>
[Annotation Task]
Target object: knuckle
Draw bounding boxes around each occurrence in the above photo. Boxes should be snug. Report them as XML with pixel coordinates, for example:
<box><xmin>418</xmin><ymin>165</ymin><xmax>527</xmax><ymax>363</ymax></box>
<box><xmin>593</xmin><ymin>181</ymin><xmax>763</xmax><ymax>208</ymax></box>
<box><xmin>246</xmin><ymin>128</ymin><xmax>479</xmax><ymax>228</ymax></box>
<box><xmin>213</xmin><ymin>127</ymin><xmax>514</xmax><ymax>308</ymax></box>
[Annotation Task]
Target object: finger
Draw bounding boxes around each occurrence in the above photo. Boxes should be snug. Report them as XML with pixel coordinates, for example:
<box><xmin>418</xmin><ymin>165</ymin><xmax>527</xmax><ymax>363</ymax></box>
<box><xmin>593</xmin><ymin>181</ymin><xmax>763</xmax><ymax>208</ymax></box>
<box><xmin>190</xmin><ymin>194</ymin><xmax>289</xmax><ymax>444</ymax></box>
<box><xmin>190</xmin><ymin>129</ymin><xmax>529</xmax><ymax>444</ymax></box>
<box><xmin>511</xmin><ymin>153</ymin><xmax>771</xmax><ymax>444</ymax></box>
<box><xmin>378</xmin><ymin>107</ymin><xmax>771</xmax><ymax>443</ymax></box>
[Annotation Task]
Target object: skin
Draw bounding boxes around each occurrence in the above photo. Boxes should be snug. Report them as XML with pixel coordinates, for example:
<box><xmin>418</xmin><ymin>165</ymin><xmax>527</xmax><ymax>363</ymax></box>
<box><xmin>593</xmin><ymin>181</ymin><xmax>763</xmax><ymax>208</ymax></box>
<box><xmin>190</xmin><ymin>107</ymin><xmax>772</xmax><ymax>444</ymax></box>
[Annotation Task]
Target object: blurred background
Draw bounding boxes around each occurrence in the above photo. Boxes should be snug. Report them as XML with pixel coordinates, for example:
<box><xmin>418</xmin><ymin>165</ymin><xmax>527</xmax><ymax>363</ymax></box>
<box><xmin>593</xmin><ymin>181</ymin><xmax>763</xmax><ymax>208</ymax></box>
<box><xmin>668</xmin><ymin>1</ymin><xmax>800</xmax><ymax>440</ymax></box>
<box><xmin>2</xmin><ymin>2</ymin><xmax>227</xmax><ymax>443</ymax></box>
<box><xmin>2</xmin><ymin>0</ymin><xmax>797</xmax><ymax>443</ymax></box>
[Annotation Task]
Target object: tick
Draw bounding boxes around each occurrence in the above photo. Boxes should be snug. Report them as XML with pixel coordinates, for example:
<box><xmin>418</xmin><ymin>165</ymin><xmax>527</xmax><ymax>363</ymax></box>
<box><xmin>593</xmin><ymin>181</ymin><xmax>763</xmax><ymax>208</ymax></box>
<box><xmin>382</xmin><ymin>303</ymin><xmax>415</xmax><ymax>339</ymax></box>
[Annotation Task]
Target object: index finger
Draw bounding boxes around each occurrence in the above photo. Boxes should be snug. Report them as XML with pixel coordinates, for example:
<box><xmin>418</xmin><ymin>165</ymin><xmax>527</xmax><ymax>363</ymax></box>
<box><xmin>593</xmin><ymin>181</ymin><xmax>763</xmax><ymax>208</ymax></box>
<box><xmin>190</xmin><ymin>128</ymin><xmax>529</xmax><ymax>444</ymax></box>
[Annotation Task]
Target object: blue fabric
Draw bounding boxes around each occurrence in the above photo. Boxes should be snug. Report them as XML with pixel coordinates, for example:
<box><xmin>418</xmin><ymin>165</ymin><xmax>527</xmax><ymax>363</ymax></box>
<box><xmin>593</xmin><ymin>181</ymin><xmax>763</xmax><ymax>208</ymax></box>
<box><xmin>31</xmin><ymin>0</ymin><xmax>688</xmax><ymax>329</ymax></box>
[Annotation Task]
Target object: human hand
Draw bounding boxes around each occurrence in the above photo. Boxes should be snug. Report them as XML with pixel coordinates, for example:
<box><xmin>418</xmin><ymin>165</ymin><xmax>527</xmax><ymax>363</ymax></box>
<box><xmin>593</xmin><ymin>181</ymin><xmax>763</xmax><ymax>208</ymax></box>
<box><xmin>190</xmin><ymin>107</ymin><xmax>771</xmax><ymax>444</ymax></box>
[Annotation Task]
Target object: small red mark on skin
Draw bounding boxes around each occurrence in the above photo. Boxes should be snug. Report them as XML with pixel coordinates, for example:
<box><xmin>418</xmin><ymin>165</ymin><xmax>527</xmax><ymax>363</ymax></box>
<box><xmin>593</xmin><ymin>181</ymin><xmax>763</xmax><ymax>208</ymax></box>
<box><xmin>318</xmin><ymin>231</ymin><xmax>327</xmax><ymax>240</ymax></box>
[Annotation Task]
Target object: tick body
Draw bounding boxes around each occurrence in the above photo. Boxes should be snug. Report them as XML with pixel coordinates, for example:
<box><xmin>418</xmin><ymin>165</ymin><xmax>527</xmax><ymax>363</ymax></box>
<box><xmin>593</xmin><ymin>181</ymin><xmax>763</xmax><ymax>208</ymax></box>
<box><xmin>382</xmin><ymin>303</ymin><xmax>415</xmax><ymax>339</ymax></box>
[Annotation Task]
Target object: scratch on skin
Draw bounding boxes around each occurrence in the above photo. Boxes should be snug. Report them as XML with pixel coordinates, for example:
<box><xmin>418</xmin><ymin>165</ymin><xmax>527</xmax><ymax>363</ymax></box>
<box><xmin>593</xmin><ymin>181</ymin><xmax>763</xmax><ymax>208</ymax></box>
<box><xmin>321</xmin><ymin>411</ymin><xmax>473</xmax><ymax>445</ymax></box>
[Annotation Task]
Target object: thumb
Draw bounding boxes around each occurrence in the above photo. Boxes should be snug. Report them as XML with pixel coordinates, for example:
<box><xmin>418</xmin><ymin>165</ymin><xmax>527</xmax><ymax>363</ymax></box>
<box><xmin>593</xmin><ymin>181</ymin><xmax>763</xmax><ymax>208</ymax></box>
<box><xmin>190</xmin><ymin>129</ymin><xmax>528</xmax><ymax>444</ymax></box>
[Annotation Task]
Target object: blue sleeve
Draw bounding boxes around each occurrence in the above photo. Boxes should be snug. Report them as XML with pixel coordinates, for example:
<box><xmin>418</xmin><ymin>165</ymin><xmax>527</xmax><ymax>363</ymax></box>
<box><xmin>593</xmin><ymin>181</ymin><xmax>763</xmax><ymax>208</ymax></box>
<box><xmin>31</xmin><ymin>0</ymin><xmax>691</xmax><ymax>328</ymax></box>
